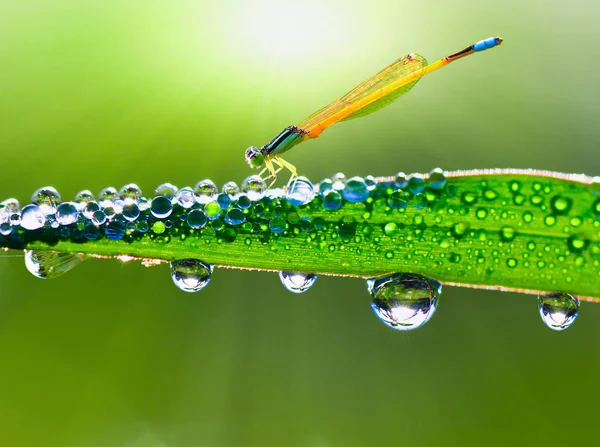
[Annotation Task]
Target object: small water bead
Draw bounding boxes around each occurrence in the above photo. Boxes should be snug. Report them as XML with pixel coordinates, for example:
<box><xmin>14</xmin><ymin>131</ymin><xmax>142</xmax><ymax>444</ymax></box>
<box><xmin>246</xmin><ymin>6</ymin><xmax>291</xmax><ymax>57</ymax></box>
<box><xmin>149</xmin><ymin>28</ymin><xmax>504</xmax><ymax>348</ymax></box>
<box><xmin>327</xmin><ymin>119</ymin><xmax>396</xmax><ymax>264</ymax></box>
<box><xmin>368</xmin><ymin>273</ymin><xmax>440</xmax><ymax>331</ymax></box>
<box><xmin>222</xmin><ymin>181</ymin><xmax>240</xmax><ymax>199</ymax></box>
<box><xmin>187</xmin><ymin>209</ymin><xmax>207</xmax><ymax>229</ymax></box>
<box><xmin>318</xmin><ymin>178</ymin><xmax>334</xmax><ymax>194</ymax></box>
<box><xmin>388</xmin><ymin>190</ymin><xmax>408</xmax><ymax>209</ymax></box>
<box><xmin>384</xmin><ymin>222</ymin><xmax>399</xmax><ymax>236</ymax></box>
<box><xmin>217</xmin><ymin>193</ymin><xmax>232</xmax><ymax>209</ymax></box>
<box><xmin>568</xmin><ymin>234</ymin><xmax>589</xmax><ymax>253</ymax></box>
<box><xmin>461</xmin><ymin>191</ymin><xmax>477</xmax><ymax>205</ymax></box>
<box><xmin>323</xmin><ymin>191</ymin><xmax>342</xmax><ymax>211</ymax></box>
<box><xmin>278</xmin><ymin>271</ymin><xmax>317</xmax><ymax>293</ymax></box>
<box><xmin>155</xmin><ymin>183</ymin><xmax>178</xmax><ymax>199</ymax></box>
<box><xmin>237</xmin><ymin>194</ymin><xmax>251</xmax><ymax>209</ymax></box>
<box><xmin>24</xmin><ymin>250</ymin><xmax>84</xmax><ymax>279</ymax></box>
<box><xmin>138</xmin><ymin>197</ymin><xmax>151</xmax><ymax>211</ymax></box>
<box><xmin>194</xmin><ymin>179</ymin><xmax>218</xmax><ymax>204</ymax></box>
<box><xmin>269</xmin><ymin>216</ymin><xmax>287</xmax><ymax>234</ymax></box>
<box><xmin>242</xmin><ymin>175</ymin><xmax>267</xmax><ymax>201</ymax></box>
<box><xmin>119</xmin><ymin>183</ymin><xmax>142</xmax><ymax>202</ymax></box>
<box><xmin>151</xmin><ymin>196</ymin><xmax>173</xmax><ymax>219</ymax></box>
<box><xmin>500</xmin><ymin>226</ymin><xmax>516</xmax><ymax>241</ymax></box>
<box><xmin>342</xmin><ymin>177</ymin><xmax>369</xmax><ymax>203</ymax></box>
<box><xmin>21</xmin><ymin>204</ymin><xmax>46</xmax><ymax>230</ymax></box>
<box><xmin>286</xmin><ymin>177</ymin><xmax>314</xmax><ymax>206</ymax></box>
<box><xmin>91</xmin><ymin>210</ymin><xmax>107</xmax><ymax>226</ymax></box>
<box><xmin>74</xmin><ymin>190</ymin><xmax>94</xmax><ymax>207</ymax></box>
<box><xmin>544</xmin><ymin>215</ymin><xmax>556</xmax><ymax>227</ymax></box>
<box><xmin>204</xmin><ymin>202</ymin><xmax>222</xmax><ymax>220</ymax></box>
<box><xmin>32</xmin><ymin>186</ymin><xmax>61</xmax><ymax>215</ymax></box>
<box><xmin>82</xmin><ymin>201</ymin><xmax>100</xmax><ymax>219</ymax></box>
<box><xmin>122</xmin><ymin>202</ymin><xmax>141</xmax><ymax>221</ymax></box>
<box><xmin>538</xmin><ymin>292</ymin><xmax>579</xmax><ymax>331</ymax></box>
<box><xmin>98</xmin><ymin>187</ymin><xmax>118</xmax><ymax>202</ymax></box>
<box><xmin>105</xmin><ymin>218</ymin><xmax>127</xmax><ymax>240</ymax></box>
<box><xmin>55</xmin><ymin>202</ymin><xmax>78</xmax><ymax>225</ymax></box>
<box><xmin>394</xmin><ymin>172</ymin><xmax>407</xmax><ymax>188</ymax></box>
<box><xmin>427</xmin><ymin>168</ymin><xmax>446</xmax><ymax>190</ymax></box>
<box><xmin>407</xmin><ymin>175</ymin><xmax>425</xmax><ymax>194</ymax></box>
<box><xmin>173</xmin><ymin>187</ymin><xmax>194</xmax><ymax>209</ymax></box>
<box><xmin>364</xmin><ymin>175</ymin><xmax>377</xmax><ymax>191</ymax></box>
<box><xmin>152</xmin><ymin>221</ymin><xmax>166</xmax><ymax>234</ymax></box>
<box><xmin>412</xmin><ymin>193</ymin><xmax>428</xmax><ymax>210</ymax></box>
<box><xmin>170</xmin><ymin>259</ymin><xmax>213</xmax><ymax>292</ymax></box>
<box><xmin>2</xmin><ymin>198</ymin><xmax>20</xmax><ymax>213</ymax></box>
<box><xmin>225</xmin><ymin>208</ymin><xmax>245</xmax><ymax>225</ymax></box>
<box><xmin>331</xmin><ymin>172</ymin><xmax>346</xmax><ymax>184</ymax></box>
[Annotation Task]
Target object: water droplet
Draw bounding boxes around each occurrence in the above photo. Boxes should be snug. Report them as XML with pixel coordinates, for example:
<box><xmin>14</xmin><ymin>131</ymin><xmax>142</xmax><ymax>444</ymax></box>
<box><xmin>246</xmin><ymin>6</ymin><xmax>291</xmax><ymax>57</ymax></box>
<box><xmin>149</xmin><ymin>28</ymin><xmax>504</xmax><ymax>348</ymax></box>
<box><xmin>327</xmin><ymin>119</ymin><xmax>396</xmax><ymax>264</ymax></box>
<box><xmin>91</xmin><ymin>210</ymin><xmax>107</xmax><ymax>226</ymax></box>
<box><xmin>384</xmin><ymin>222</ymin><xmax>398</xmax><ymax>236</ymax></box>
<box><xmin>152</xmin><ymin>221</ymin><xmax>166</xmax><ymax>234</ymax></box>
<box><xmin>119</xmin><ymin>183</ymin><xmax>142</xmax><ymax>202</ymax></box>
<box><xmin>105</xmin><ymin>218</ymin><xmax>126</xmax><ymax>240</ymax></box>
<box><xmin>550</xmin><ymin>195</ymin><xmax>572</xmax><ymax>215</ymax></box>
<box><xmin>269</xmin><ymin>216</ymin><xmax>287</xmax><ymax>234</ymax></box>
<box><xmin>74</xmin><ymin>190</ymin><xmax>94</xmax><ymax>208</ymax></box>
<box><xmin>98</xmin><ymin>187</ymin><xmax>118</xmax><ymax>202</ymax></box>
<box><xmin>24</xmin><ymin>250</ymin><xmax>84</xmax><ymax>279</ymax></box>
<box><xmin>500</xmin><ymin>226</ymin><xmax>516</xmax><ymax>241</ymax></box>
<box><xmin>122</xmin><ymin>202</ymin><xmax>140</xmax><ymax>221</ymax></box>
<box><xmin>242</xmin><ymin>175</ymin><xmax>267</xmax><ymax>201</ymax></box>
<box><xmin>279</xmin><ymin>271</ymin><xmax>317</xmax><ymax>293</ymax></box>
<box><xmin>55</xmin><ymin>202</ymin><xmax>78</xmax><ymax>225</ymax></box>
<box><xmin>394</xmin><ymin>172</ymin><xmax>407</xmax><ymax>188</ymax></box>
<box><xmin>412</xmin><ymin>193</ymin><xmax>428</xmax><ymax>210</ymax></box>
<box><xmin>20</xmin><ymin>204</ymin><xmax>46</xmax><ymax>230</ymax></box>
<box><xmin>194</xmin><ymin>179</ymin><xmax>218</xmax><ymax>204</ymax></box>
<box><xmin>427</xmin><ymin>168</ymin><xmax>446</xmax><ymax>189</ymax></box>
<box><xmin>2</xmin><ymin>198</ymin><xmax>20</xmax><ymax>214</ymax></box>
<box><xmin>138</xmin><ymin>197</ymin><xmax>151</xmax><ymax>211</ymax></box>
<box><xmin>567</xmin><ymin>234</ymin><xmax>589</xmax><ymax>253</ymax></box>
<box><xmin>175</xmin><ymin>187</ymin><xmax>195</xmax><ymax>208</ymax></box>
<box><xmin>323</xmin><ymin>191</ymin><xmax>342</xmax><ymax>211</ymax></box>
<box><xmin>318</xmin><ymin>178</ymin><xmax>334</xmax><ymax>194</ymax></box>
<box><xmin>170</xmin><ymin>259</ymin><xmax>213</xmax><ymax>292</ymax></box>
<box><xmin>0</xmin><ymin>204</ymin><xmax>11</xmax><ymax>225</ymax></box>
<box><xmin>388</xmin><ymin>190</ymin><xmax>408</xmax><ymax>209</ymax></box>
<box><xmin>224</xmin><ymin>208</ymin><xmax>245</xmax><ymax>225</ymax></box>
<box><xmin>407</xmin><ymin>175</ymin><xmax>425</xmax><ymax>194</ymax></box>
<box><xmin>538</xmin><ymin>292</ymin><xmax>579</xmax><ymax>331</ymax></box>
<box><xmin>364</xmin><ymin>175</ymin><xmax>377</xmax><ymax>191</ymax></box>
<box><xmin>286</xmin><ymin>177</ymin><xmax>315</xmax><ymax>206</ymax></box>
<box><xmin>151</xmin><ymin>196</ymin><xmax>173</xmax><ymax>219</ymax></box>
<box><xmin>155</xmin><ymin>183</ymin><xmax>178</xmax><ymax>199</ymax></box>
<box><xmin>452</xmin><ymin>222</ymin><xmax>469</xmax><ymax>237</ymax></box>
<box><xmin>187</xmin><ymin>209</ymin><xmax>207</xmax><ymax>229</ymax></box>
<box><xmin>204</xmin><ymin>202</ymin><xmax>222</xmax><ymax>220</ymax></box>
<box><xmin>331</xmin><ymin>172</ymin><xmax>346</xmax><ymax>188</ymax></box>
<box><xmin>222</xmin><ymin>181</ymin><xmax>240</xmax><ymax>199</ymax></box>
<box><xmin>544</xmin><ymin>215</ymin><xmax>556</xmax><ymax>227</ymax></box>
<box><xmin>368</xmin><ymin>273</ymin><xmax>440</xmax><ymax>331</ymax></box>
<box><xmin>31</xmin><ymin>186</ymin><xmax>61</xmax><ymax>215</ymax></box>
<box><xmin>342</xmin><ymin>177</ymin><xmax>368</xmax><ymax>203</ymax></box>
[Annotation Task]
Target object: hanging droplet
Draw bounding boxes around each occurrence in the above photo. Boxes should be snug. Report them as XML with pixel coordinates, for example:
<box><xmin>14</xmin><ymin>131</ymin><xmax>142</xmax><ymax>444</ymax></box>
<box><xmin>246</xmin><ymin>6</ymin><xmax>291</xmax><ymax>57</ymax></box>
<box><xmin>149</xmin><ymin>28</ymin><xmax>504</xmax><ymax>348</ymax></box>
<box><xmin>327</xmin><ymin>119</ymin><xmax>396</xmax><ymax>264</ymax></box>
<box><xmin>368</xmin><ymin>273</ymin><xmax>440</xmax><ymax>331</ymax></box>
<box><xmin>286</xmin><ymin>177</ymin><xmax>314</xmax><ymax>206</ymax></box>
<box><xmin>31</xmin><ymin>186</ymin><xmax>61</xmax><ymax>215</ymax></box>
<box><xmin>242</xmin><ymin>175</ymin><xmax>267</xmax><ymax>201</ymax></box>
<box><xmin>170</xmin><ymin>258</ymin><xmax>213</xmax><ymax>292</ymax></box>
<box><xmin>194</xmin><ymin>179</ymin><xmax>218</xmax><ymax>204</ymax></box>
<box><xmin>20</xmin><ymin>204</ymin><xmax>46</xmax><ymax>230</ymax></box>
<box><xmin>24</xmin><ymin>250</ymin><xmax>84</xmax><ymax>279</ymax></box>
<box><xmin>538</xmin><ymin>292</ymin><xmax>579</xmax><ymax>331</ymax></box>
<box><xmin>279</xmin><ymin>271</ymin><xmax>317</xmax><ymax>293</ymax></box>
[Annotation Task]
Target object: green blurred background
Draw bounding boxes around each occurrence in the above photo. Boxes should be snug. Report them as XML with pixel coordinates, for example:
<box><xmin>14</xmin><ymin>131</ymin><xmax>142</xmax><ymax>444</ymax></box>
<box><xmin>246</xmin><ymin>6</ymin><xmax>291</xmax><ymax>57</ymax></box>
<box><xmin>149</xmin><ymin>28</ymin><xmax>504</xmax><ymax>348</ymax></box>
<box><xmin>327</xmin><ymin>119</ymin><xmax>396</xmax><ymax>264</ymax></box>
<box><xmin>1</xmin><ymin>1</ymin><xmax>599</xmax><ymax>446</ymax></box>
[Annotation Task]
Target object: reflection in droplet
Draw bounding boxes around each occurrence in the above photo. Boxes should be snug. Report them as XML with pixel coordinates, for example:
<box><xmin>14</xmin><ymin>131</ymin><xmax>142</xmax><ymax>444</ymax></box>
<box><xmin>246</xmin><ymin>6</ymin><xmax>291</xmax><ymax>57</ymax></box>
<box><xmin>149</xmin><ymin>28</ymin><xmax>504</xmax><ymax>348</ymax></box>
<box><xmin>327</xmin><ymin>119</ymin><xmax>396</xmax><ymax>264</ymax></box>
<box><xmin>286</xmin><ymin>177</ymin><xmax>314</xmax><ymax>206</ymax></box>
<box><xmin>31</xmin><ymin>186</ymin><xmax>61</xmax><ymax>215</ymax></box>
<box><xmin>170</xmin><ymin>258</ymin><xmax>213</xmax><ymax>292</ymax></box>
<box><xmin>368</xmin><ymin>273</ymin><xmax>440</xmax><ymax>331</ymax></box>
<box><xmin>538</xmin><ymin>292</ymin><xmax>579</xmax><ymax>331</ymax></box>
<box><xmin>242</xmin><ymin>175</ymin><xmax>267</xmax><ymax>201</ymax></box>
<box><xmin>24</xmin><ymin>250</ymin><xmax>84</xmax><ymax>279</ymax></box>
<box><xmin>279</xmin><ymin>271</ymin><xmax>317</xmax><ymax>293</ymax></box>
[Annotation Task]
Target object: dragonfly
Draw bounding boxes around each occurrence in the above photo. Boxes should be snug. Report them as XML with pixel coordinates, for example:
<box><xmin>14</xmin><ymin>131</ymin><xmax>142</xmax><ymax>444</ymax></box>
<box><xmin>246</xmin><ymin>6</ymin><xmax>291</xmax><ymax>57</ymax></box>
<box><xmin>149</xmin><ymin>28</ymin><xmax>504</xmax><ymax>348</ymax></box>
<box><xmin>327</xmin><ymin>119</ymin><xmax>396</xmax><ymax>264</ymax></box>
<box><xmin>245</xmin><ymin>36</ymin><xmax>503</xmax><ymax>186</ymax></box>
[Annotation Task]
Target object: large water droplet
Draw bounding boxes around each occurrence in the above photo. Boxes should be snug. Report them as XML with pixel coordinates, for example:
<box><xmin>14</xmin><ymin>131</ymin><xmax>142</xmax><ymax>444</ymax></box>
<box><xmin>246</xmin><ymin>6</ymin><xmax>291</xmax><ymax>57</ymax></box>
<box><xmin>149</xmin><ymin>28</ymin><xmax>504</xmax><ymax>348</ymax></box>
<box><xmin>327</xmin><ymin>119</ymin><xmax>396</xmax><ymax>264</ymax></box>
<box><xmin>222</xmin><ymin>181</ymin><xmax>240</xmax><ymax>199</ymax></box>
<box><xmin>98</xmin><ymin>187</ymin><xmax>118</xmax><ymax>202</ymax></box>
<box><xmin>20</xmin><ymin>204</ymin><xmax>46</xmax><ymax>230</ymax></box>
<box><xmin>323</xmin><ymin>191</ymin><xmax>342</xmax><ymax>211</ymax></box>
<box><xmin>151</xmin><ymin>196</ymin><xmax>173</xmax><ymax>219</ymax></box>
<box><xmin>31</xmin><ymin>186</ymin><xmax>61</xmax><ymax>215</ymax></box>
<box><xmin>170</xmin><ymin>259</ymin><xmax>213</xmax><ymax>292</ymax></box>
<box><xmin>368</xmin><ymin>273</ymin><xmax>440</xmax><ymax>331</ymax></box>
<box><xmin>538</xmin><ymin>292</ymin><xmax>579</xmax><ymax>331</ymax></box>
<box><xmin>279</xmin><ymin>271</ymin><xmax>317</xmax><ymax>293</ymax></box>
<box><xmin>194</xmin><ymin>179</ymin><xmax>218</xmax><ymax>204</ymax></box>
<box><xmin>241</xmin><ymin>175</ymin><xmax>266</xmax><ymax>201</ymax></box>
<box><xmin>24</xmin><ymin>250</ymin><xmax>84</xmax><ymax>279</ymax></box>
<box><xmin>286</xmin><ymin>177</ymin><xmax>314</xmax><ymax>206</ymax></box>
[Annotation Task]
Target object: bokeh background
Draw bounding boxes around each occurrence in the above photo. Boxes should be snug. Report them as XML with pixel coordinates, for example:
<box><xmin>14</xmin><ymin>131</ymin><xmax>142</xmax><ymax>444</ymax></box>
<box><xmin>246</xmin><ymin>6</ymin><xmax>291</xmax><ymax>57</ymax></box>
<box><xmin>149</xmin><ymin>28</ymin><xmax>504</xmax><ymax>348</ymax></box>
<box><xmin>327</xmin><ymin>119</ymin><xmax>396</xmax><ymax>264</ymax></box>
<box><xmin>1</xmin><ymin>1</ymin><xmax>599</xmax><ymax>446</ymax></box>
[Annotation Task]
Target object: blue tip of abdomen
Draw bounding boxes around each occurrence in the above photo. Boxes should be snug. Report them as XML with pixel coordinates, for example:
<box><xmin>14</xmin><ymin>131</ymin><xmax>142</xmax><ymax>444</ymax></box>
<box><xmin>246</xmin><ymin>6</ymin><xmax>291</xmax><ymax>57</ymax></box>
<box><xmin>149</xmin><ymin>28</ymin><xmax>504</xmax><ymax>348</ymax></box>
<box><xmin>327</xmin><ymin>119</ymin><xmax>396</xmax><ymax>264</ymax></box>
<box><xmin>473</xmin><ymin>37</ymin><xmax>502</xmax><ymax>52</ymax></box>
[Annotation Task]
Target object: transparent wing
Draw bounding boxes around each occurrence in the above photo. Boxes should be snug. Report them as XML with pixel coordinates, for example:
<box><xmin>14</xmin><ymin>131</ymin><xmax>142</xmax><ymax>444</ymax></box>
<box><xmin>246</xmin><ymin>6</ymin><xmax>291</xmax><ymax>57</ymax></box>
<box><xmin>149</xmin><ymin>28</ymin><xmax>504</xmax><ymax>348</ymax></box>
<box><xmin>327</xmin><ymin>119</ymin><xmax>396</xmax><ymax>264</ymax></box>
<box><xmin>299</xmin><ymin>54</ymin><xmax>427</xmax><ymax>130</ymax></box>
